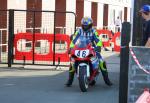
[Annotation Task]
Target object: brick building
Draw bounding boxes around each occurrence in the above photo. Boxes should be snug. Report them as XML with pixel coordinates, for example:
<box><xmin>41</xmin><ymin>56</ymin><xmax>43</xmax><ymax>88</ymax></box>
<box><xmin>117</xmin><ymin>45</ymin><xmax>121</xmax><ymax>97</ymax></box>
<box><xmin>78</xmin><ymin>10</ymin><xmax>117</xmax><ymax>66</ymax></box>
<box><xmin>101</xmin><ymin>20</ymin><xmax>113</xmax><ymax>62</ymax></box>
<box><xmin>0</xmin><ymin>0</ymin><xmax>132</xmax><ymax>52</ymax></box>
<box><xmin>0</xmin><ymin>0</ymin><xmax>132</xmax><ymax>28</ymax></box>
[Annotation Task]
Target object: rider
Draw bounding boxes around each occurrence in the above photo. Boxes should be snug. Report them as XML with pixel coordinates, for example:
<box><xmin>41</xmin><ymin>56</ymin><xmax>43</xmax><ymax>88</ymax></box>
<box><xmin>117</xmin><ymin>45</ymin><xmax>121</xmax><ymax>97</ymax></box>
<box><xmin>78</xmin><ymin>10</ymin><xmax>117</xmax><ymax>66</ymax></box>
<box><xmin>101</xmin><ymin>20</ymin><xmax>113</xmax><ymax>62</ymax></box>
<box><xmin>66</xmin><ymin>17</ymin><xmax>112</xmax><ymax>87</ymax></box>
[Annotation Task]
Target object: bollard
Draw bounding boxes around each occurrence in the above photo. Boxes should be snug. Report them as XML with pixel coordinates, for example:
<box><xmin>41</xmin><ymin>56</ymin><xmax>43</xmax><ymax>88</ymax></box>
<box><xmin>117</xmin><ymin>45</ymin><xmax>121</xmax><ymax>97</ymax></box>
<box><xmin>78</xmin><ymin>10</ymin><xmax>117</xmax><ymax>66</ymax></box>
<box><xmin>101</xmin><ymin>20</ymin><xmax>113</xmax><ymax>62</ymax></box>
<box><xmin>119</xmin><ymin>22</ymin><xmax>131</xmax><ymax>103</ymax></box>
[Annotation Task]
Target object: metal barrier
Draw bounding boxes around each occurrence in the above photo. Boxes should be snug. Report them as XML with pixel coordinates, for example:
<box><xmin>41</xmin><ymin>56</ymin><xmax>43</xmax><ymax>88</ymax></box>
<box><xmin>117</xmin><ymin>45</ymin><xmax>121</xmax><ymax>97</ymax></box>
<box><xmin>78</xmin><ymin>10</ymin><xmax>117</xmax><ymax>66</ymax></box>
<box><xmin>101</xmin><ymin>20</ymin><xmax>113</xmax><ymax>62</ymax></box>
<box><xmin>0</xmin><ymin>9</ymin><xmax>122</xmax><ymax>67</ymax></box>
<box><xmin>0</xmin><ymin>9</ymin><xmax>76</xmax><ymax>67</ymax></box>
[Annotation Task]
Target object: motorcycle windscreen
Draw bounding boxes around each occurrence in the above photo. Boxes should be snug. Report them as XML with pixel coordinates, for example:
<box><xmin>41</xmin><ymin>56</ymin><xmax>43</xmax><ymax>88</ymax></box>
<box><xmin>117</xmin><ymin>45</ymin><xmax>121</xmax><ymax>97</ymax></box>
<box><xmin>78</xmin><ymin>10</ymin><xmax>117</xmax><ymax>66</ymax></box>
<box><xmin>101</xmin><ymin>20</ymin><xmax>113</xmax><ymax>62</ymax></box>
<box><xmin>75</xmin><ymin>36</ymin><xmax>91</xmax><ymax>48</ymax></box>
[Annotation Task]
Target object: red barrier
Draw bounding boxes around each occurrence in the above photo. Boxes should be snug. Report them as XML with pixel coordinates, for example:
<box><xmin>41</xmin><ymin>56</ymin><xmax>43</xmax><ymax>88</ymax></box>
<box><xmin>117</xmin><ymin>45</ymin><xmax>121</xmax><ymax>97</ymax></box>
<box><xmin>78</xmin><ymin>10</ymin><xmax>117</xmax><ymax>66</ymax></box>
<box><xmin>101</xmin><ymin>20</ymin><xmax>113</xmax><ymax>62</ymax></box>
<box><xmin>112</xmin><ymin>32</ymin><xmax>120</xmax><ymax>52</ymax></box>
<box><xmin>14</xmin><ymin>33</ymin><xmax>70</xmax><ymax>62</ymax></box>
<box><xmin>97</xmin><ymin>29</ymin><xmax>113</xmax><ymax>47</ymax></box>
<box><xmin>55</xmin><ymin>34</ymin><xmax>70</xmax><ymax>62</ymax></box>
<box><xmin>14</xmin><ymin>31</ymin><xmax>121</xmax><ymax>62</ymax></box>
<box><xmin>14</xmin><ymin>33</ymin><xmax>33</xmax><ymax>60</ymax></box>
<box><xmin>34</xmin><ymin>33</ymin><xmax>53</xmax><ymax>61</ymax></box>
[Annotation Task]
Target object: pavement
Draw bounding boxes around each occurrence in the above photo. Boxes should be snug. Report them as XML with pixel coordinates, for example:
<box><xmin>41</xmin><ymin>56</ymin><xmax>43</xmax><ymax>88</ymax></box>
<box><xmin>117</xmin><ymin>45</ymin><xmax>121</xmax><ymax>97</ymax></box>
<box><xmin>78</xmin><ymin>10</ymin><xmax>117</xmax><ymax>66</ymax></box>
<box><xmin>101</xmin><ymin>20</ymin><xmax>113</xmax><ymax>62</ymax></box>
<box><xmin>0</xmin><ymin>51</ymin><xmax>120</xmax><ymax>103</ymax></box>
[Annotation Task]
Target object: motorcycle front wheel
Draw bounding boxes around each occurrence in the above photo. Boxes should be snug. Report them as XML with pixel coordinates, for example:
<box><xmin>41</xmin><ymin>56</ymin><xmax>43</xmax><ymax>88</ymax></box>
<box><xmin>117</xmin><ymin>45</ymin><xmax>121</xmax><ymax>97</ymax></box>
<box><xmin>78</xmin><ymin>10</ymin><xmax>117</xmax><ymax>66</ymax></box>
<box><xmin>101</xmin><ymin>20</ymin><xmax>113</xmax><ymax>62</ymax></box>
<box><xmin>79</xmin><ymin>66</ymin><xmax>88</xmax><ymax>92</ymax></box>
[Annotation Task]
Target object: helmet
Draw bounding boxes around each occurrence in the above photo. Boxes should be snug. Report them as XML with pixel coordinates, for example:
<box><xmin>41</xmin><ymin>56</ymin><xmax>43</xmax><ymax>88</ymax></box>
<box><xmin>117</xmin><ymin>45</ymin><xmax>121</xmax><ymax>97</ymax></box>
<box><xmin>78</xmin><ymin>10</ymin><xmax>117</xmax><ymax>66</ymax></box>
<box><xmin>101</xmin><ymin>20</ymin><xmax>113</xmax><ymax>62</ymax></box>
<box><xmin>139</xmin><ymin>5</ymin><xmax>150</xmax><ymax>13</ymax></box>
<box><xmin>81</xmin><ymin>17</ymin><xmax>93</xmax><ymax>31</ymax></box>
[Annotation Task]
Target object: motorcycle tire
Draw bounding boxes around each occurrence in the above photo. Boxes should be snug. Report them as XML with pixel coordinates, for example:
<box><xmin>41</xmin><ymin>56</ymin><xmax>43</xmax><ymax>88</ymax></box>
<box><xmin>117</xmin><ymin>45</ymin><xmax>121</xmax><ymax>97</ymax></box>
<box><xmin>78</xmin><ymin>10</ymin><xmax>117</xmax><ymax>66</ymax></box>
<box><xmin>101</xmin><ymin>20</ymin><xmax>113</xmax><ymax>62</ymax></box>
<box><xmin>79</xmin><ymin>66</ymin><xmax>88</xmax><ymax>92</ymax></box>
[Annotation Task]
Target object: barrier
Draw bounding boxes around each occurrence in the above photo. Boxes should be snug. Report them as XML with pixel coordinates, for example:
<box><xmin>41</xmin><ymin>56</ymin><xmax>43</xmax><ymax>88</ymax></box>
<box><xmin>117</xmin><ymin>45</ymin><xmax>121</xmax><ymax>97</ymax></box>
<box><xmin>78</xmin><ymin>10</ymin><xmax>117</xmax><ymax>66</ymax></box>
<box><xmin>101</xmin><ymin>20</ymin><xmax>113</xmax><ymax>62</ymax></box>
<box><xmin>97</xmin><ymin>29</ymin><xmax>113</xmax><ymax>48</ymax></box>
<box><xmin>128</xmin><ymin>47</ymin><xmax>150</xmax><ymax>103</ymax></box>
<box><xmin>136</xmin><ymin>89</ymin><xmax>150</xmax><ymax>103</ymax></box>
<box><xmin>130</xmin><ymin>48</ymin><xmax>150</xmax><ymax>74</ymax></box>
<box><xmin>14</xmin><ymin>33</ymin><xmax>33</xmax><ymax>60</ymax></box>
<box><xmin>14</xmin><ymin>33</ymin><xmax>70</xmax><ymax>62</ymax></box>
<box><xmin>14</xmin><ymin>30</ymin><xmax>121</xmax><ymax>63</ymax></box>
<box><xmin>111</xmin><ymin>32</ymin><xmax>120</xmax><ymax>52</ymax></box>
<box><xmin>55</xmin><ymin>34</ymin><xmax>70</xmax><ymax>62</ymax></box>
<box><xmin>97</xmin><ymin>29</ymin><xmax>121</xmax><ymax>52</ymax></box>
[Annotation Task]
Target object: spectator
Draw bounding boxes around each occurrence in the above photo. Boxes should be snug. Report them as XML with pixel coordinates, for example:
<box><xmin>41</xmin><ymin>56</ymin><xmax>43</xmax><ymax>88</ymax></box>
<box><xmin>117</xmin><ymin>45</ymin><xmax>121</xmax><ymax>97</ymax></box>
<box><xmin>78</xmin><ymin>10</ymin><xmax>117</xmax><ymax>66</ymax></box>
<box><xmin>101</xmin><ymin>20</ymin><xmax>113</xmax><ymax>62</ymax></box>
<box><xmin>115</xmin><ymin>16</ymin><xmax>122</xmax><ymax>32</ymax></box>
<box><xmin>139</xmin><ymin>5</ymin><xmax>150</xmax><ymax>47</ymax></box>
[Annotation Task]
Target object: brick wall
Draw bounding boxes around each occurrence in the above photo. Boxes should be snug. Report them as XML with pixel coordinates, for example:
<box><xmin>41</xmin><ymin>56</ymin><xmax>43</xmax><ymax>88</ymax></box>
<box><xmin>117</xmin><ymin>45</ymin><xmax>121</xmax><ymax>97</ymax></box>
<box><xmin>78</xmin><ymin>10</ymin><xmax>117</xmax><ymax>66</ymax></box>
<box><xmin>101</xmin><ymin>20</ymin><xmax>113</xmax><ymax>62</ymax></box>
<box><xmin>128</xmin><ymin>47</ymin><xmax>150</xmax><ymax>103</ymax></box>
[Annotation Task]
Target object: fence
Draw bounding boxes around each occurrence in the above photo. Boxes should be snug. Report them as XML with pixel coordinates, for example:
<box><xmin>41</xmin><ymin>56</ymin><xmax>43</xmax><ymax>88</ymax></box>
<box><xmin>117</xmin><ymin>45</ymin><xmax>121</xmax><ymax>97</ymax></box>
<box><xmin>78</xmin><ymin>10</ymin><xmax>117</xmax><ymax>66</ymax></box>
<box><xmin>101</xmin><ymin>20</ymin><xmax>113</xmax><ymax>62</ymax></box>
<box><xmin>0</xmin><ymin>9</ymin><xmax>76</xmax><ymax>67</ymax></box>
<box><xmin>0</xmin><ymin>9</ymin><xmax>122</xmax><ymax>67</ymax></box>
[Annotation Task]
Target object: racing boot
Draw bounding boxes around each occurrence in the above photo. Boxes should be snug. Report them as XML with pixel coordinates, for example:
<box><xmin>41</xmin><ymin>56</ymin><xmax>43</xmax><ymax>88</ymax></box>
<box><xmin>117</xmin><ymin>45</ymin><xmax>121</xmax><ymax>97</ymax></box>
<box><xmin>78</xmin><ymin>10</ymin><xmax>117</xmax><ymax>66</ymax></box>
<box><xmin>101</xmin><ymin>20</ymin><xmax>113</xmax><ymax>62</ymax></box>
<box><xmin>65</xmin><ymin>65</ymin><xmax>75</xmax><ymax>87</ymax></box>
<box><xmin>99</xmin><ymin>61</ymin><xmax>113</xmax><ymax>86</ymax></box>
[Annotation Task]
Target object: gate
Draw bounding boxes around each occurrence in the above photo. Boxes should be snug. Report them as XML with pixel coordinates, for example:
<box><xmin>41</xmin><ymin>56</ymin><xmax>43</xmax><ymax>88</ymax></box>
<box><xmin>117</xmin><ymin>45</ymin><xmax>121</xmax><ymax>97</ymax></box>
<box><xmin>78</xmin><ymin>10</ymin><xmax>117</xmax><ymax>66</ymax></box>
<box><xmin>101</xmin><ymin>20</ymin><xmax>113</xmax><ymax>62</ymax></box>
<box><xmin>0</xmin><ymin>9</ymin><xmax>76</xmax><ymax>67</ymax></box>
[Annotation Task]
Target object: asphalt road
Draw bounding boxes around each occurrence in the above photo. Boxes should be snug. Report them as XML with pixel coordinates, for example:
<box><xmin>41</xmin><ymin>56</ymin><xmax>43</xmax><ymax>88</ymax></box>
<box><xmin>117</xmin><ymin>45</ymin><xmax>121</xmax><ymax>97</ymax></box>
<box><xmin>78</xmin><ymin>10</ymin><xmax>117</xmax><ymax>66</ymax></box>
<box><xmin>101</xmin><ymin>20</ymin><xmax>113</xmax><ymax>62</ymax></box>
<box><xmin>0</xmin><ymin>52</ymin><xmax>120</xmax><ymax>103</ymax></box>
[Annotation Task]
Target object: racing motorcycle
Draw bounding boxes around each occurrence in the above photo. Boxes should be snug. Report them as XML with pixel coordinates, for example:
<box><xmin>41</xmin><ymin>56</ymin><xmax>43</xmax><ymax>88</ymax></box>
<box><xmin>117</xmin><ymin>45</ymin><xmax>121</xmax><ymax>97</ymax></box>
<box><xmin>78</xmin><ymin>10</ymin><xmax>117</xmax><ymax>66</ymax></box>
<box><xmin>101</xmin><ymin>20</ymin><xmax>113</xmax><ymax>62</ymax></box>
<box><xmin>70</xmin><ymin>37</ymin><xmax>100</xmax><ymax>92</ymax></box>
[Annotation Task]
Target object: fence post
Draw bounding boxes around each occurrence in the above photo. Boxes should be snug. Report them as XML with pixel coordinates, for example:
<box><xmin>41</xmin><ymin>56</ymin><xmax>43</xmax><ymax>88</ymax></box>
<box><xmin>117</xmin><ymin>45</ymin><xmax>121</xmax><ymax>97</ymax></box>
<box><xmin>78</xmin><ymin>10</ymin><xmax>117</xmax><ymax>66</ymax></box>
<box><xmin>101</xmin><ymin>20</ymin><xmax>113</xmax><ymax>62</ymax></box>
<box><xmin>53</xmin><ymin>12</ymin><xmax>56</xmax><ymax>65</ymax></box>
<box><xmin>8</xmin><ymin>9</ymin><xmax>14</xmax><ymax>67</ymax></box>
<box><xmin>0</xmin><ymin>30</ymin><xmax>1</xmax><ymax>63</ymax></box>
<box><xmin>119</xmin><ymin>22</ymin><xmax>131</xmax><ymax>103</ymax></box>
<box><xmin>32</xmin><ymin>11</ymin><xmax>35</xmax><ymax>65</ymax></box>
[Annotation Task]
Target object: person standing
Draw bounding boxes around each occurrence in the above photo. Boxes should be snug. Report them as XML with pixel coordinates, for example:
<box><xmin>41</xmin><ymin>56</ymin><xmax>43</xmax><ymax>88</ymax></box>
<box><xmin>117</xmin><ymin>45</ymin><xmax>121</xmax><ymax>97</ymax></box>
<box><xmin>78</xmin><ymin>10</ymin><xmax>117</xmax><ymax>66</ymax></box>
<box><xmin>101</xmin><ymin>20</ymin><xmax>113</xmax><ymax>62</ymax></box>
<box><xmin>139</xmin><ymin>5</ymin><xmax>150</xmax><ymax>47</ymax></box>
<box><xmin>115</xmin><ymin>16</ymin><xmax>122</xmax><ymax>32</ymax></box>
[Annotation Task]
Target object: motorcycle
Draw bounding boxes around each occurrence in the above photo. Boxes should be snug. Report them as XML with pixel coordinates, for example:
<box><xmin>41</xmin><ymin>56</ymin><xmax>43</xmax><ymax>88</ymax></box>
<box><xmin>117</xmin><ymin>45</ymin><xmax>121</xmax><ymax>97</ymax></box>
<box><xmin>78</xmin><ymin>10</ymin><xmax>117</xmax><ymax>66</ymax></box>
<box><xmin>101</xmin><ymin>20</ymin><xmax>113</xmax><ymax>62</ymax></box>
<box><xmin>70</xmin><ymin>37</ymin><xmax>100</xmax><ymax>92</ymax></box>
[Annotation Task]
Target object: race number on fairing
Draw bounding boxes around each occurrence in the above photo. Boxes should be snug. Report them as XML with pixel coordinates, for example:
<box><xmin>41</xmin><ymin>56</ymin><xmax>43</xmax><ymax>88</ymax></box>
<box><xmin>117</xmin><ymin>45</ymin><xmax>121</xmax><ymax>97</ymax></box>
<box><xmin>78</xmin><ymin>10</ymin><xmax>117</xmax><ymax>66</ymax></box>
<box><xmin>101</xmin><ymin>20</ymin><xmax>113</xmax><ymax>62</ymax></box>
<box><xmin>75</xmin><ymin>50</ymin><xmax>89</xmax><ymax>58</ymax></box>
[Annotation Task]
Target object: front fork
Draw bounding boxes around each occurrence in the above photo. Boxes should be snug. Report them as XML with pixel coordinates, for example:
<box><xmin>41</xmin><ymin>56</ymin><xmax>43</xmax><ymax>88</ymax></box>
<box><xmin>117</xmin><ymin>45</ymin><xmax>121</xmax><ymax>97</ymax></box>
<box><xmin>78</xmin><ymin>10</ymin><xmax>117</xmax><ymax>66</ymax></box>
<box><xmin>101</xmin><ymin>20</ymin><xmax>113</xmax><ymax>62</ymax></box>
<box><xmin>77</xmin><ymin>63</ymin><xmax>90</xmax><ymax>78</ymax></box>
<box><xmin>71</xmin><ymin>61</ymin><xmax>90</xmax><ymax>78</ymax></box>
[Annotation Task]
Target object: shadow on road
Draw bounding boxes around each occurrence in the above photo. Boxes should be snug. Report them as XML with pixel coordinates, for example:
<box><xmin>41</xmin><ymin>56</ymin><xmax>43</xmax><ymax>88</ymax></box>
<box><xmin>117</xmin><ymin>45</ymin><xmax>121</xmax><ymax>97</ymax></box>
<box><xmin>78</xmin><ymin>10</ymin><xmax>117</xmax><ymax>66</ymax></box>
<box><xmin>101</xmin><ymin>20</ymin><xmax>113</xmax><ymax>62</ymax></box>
<box><xmin>0</xmin><ymin>68</ymin><xmax>119</xmax><ymax>103</ymax></box>
<box><xmin>0</xmin><ymin>52</ymin><xmax>120</xmax><ymax>103</ymax></box>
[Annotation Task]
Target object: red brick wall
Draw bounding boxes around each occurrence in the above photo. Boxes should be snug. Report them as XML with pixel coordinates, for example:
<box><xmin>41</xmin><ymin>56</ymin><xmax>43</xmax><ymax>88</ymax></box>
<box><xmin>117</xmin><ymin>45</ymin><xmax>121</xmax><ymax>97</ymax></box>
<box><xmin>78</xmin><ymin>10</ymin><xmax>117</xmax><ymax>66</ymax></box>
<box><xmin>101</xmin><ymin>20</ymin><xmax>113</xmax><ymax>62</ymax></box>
<box><xmin>0</xmin><ymin>0</ymin><xmax>7</xmax><ymax>28</ymax></box>
<box><xmin>76</xmin><ymin>0</ymin><xmax>84</xmax><ymax>26</ymax></box>
<box><xmin>26</xmin><ymin>0</ymin><xmax>42</xmax><ymax>33</ymax></box>
<box><xmin>103</xmin><ymin>4</ymin><xmax>108</xmax><ymax>27</ymax></box>
<box><xmin>124</xmin><ymin>7</ymin><xmax>127</xmax><ymax>22</ymax></box>
<box><xmin>91</xmin><ymin>2</ymin><xmax>97</xmax><ymax>27</ymax></box>
<box><xmin>55</xmin><ymin>0</ymin><xmax>66</xmax><ymax>27</ymax></box>
<box><xmin>0</xmin><ymin>0</ymin><xmax>7</xmax><ymax>52</ymax></box>
<box><xmin>55</xmin><ymin>0</ymin><xmax>66</xmax><ymax>33</ymax></box>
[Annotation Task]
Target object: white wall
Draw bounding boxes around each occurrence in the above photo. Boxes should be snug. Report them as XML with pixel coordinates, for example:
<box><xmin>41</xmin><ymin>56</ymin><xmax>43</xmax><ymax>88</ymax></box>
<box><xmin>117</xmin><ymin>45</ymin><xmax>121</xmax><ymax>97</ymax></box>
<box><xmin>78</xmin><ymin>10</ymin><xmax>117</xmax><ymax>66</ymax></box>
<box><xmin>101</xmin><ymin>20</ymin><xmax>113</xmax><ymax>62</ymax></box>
<box><xmin>7</xmin><ymin>0</ymin><xmax>26</xmax><ymax>10</ymax></box>
<box><xmin>108</xmin><ymin>5</ymin><xmax>124</xmax><ymax>28</ymax></box>
<box><xmin>108</xmin><ymin>5</ymin><xmax>115</xmax><ymax>30</ymax></box>
<box><xmin>42</xmin><ymin>0</ymin><xmax>55</xmax><ymax>33</ymax></box>
<box><xmin>87</xmin><ymin>0</ymin><xmax>132</xmax><ymax>7</ymax></box>
<box><xmin>84</xmin><ymin>1</ymin><xmax>91</xmax><ymax>17</ymax></box>
<box><xmin>42</xmin><ymin>0</ymin><xmax>55</xmax><ymax>11</ymax></box>
<box><xmin>66</xmin><ymin>0</ymin><xmax>76</xmax><ymax>35</ymax></box>
<box><xmin>7</xmin><ymin>0</ymin><xmax>27</xmax><ymax>33</ymax></box>
<box><xmin>66</xmin><ymin>0</ymin><xmax>76</xmax><ymax>13</ymax></box>
<box><xmin>97</xmin><ymin>3</ymin><xmax>104</xmax><ymax>29</ymax></box>
<box><xmin>127</xmin><ymin>7</ymin><xmax>131</xmax><ymax>22</ymax></box>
